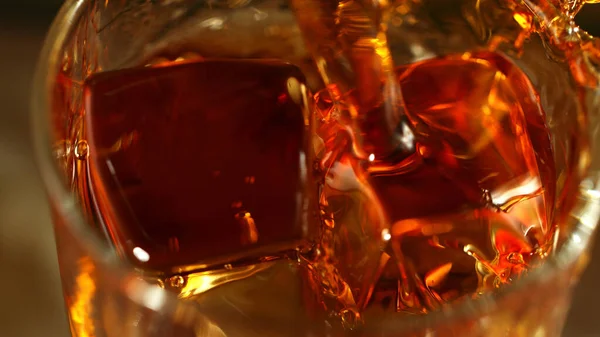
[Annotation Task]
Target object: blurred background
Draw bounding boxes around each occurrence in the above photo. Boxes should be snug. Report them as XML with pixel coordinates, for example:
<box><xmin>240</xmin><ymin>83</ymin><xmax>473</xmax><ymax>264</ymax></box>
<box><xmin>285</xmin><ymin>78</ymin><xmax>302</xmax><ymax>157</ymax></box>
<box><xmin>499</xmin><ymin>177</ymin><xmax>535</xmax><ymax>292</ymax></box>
<box><xmin>1</xmin><ymin>1</ymin><xmax>600</xmax><ymax>337</ymax></box>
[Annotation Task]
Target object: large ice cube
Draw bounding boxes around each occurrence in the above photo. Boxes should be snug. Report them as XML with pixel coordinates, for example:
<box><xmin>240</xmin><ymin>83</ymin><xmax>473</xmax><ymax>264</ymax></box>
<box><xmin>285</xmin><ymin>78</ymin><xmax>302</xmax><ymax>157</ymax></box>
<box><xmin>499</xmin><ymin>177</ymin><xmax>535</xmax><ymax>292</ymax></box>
<box><xmin>305</xmin><ymin>51</ymin><xmax>555</xmax><ymax>319</ymax></box>
<box><xmin>83</xmin><ymin>59</ymin><xmax>317</xmax><ymax>272</ymax></box>
<box><xmin>396</xmin><ymin>52</ymin><xmax>554</xmax><ymax>238</ymax></box>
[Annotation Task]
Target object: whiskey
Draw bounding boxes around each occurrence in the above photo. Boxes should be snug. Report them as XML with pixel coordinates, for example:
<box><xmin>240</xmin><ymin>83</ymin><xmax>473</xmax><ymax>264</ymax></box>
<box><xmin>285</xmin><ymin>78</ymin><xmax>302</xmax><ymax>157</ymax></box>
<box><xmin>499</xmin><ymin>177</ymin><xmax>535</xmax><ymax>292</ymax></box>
<box><xmin>77</xmin><ymin>51</ymin><xmax>555</xmax><ymax>327</ymax></box>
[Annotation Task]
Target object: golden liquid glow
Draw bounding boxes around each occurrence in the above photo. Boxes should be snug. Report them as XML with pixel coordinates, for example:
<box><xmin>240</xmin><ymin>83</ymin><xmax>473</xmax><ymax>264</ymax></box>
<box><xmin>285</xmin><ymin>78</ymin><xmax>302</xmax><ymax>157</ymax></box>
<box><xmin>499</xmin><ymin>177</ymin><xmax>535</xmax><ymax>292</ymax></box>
<box><xmin>178</xmin><ymin>262</ymin><xmax>274</xmax><ymax>299</ymax></box>
<box><xmin>69</xmin><ymin>257</ymin><xmax>97</xmax><ymax>337</ymax></box>
<box><xmin>513</xmin><ymin>13</ymin><xmax>533</xmax><ymax>31</ymax></box>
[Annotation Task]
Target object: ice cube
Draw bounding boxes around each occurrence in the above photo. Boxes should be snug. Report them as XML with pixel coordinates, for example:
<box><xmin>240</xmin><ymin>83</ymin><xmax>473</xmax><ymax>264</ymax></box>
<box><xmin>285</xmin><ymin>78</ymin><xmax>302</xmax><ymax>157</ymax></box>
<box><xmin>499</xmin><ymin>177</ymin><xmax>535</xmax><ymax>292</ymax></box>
<box><xmin>83</xmin><ymin>59</ymin><xmax>317</xmax><ymax>272</ymax></box>
<box><xmin>304</xmin><ymin>51</ymin><xmax>555</xmax><ymax>321</ymax></box>
<box><xmin>397</xmin><ymin>51</ymin><xmax>553</xmax><ymax>237</ymax></box>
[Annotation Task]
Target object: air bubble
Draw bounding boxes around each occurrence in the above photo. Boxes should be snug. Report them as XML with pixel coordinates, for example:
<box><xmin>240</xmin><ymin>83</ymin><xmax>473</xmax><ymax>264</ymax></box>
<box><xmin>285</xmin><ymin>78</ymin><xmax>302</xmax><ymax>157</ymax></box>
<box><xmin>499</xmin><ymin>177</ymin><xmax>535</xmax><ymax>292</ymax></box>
<box><xmin>507</xmin><ymin>252</ymin><xmax>525</xmax><ymax>264</ymax></box>
<box><xmin>253</xmin><ymin>9</ymin><xmax>268</xmax><ymax>21</ymax></box>
<box><xmin>74</xmin><ymin>140</ymin><xmax>89</xmax><ymax>159</ymax></box>
<box><xmin>200</xmin><ymin>17</ymin><xmax>225</xmax><ymax>31</ymax></box>
<box><xmin>339</xmin><ymin>308</ymin><xmax>362</xmax><ymax>330</ymax></box>
<box><xmin>167</xmin><ymin>275</ymin><xmax>186</xmax><ymax>289</ymax></box>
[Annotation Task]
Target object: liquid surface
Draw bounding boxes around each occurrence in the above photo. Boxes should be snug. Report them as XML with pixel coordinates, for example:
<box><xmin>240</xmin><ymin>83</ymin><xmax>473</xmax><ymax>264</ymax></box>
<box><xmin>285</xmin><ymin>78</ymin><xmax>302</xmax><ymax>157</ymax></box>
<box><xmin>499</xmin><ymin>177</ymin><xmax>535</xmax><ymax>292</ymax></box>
<box><xmin>80</xmin><ymin>52</ymin><xmax>555</xmax><ymax>326</ymax></box>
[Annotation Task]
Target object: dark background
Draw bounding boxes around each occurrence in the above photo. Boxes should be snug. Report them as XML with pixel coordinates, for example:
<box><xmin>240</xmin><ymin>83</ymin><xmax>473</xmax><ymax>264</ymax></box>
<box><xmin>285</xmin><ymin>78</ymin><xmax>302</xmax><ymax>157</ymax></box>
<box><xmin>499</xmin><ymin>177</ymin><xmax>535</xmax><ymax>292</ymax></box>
<box><xmin>0</xmin><ymin>1</ymin><xmax>599</xmax><ymax>337</ymax></box>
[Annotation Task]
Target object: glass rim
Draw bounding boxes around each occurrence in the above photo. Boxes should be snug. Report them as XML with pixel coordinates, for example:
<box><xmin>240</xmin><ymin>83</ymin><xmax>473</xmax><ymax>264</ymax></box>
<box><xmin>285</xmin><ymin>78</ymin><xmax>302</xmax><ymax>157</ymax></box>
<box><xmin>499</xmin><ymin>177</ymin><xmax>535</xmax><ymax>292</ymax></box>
<box><xmin>31</xmin><ymin>0</ymin><xmax>600</xmax><ymax>333</ymax></box>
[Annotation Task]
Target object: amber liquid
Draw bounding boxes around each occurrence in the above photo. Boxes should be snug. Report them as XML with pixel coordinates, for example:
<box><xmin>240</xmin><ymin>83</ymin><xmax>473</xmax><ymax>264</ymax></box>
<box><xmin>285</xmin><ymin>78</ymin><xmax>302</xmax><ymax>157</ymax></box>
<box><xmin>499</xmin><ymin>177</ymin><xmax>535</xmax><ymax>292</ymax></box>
<box><xmin>78</xmin><ymin>52</ymin><xmax>555</xmax><ymax>326</ymax></box>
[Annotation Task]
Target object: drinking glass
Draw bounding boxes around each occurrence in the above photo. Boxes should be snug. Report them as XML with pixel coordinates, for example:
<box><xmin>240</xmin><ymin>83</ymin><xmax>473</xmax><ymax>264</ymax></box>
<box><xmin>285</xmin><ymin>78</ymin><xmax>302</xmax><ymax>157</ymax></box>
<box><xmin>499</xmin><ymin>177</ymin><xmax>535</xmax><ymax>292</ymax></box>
<box><xmin>31</xmin><ymin>0</ymin><xmax>600</xmax><ymax>336</ymax></box>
